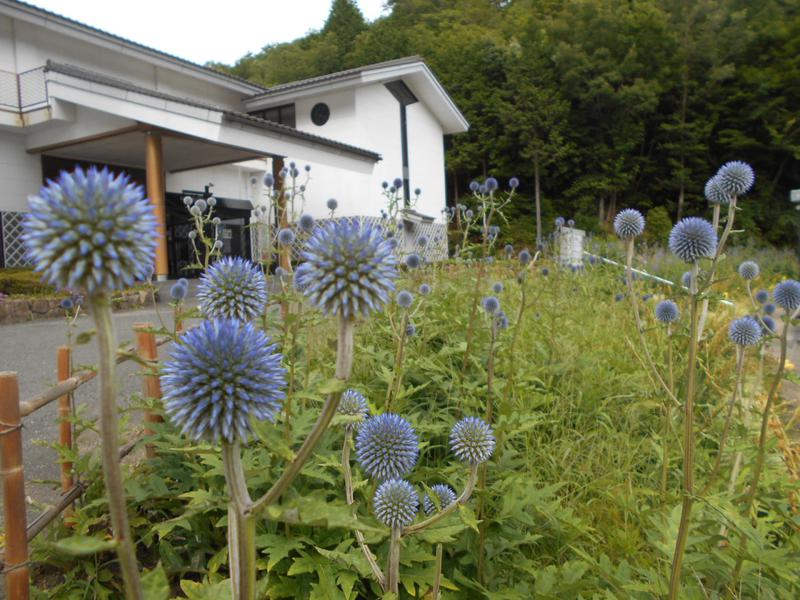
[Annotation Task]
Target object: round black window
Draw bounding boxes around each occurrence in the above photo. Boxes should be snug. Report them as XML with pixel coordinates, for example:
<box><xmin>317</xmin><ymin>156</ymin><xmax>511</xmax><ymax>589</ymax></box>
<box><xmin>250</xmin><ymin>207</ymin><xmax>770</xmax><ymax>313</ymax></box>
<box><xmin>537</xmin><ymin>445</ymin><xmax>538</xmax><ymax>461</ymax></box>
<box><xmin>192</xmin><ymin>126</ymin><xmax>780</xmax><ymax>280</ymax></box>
<box><xmin>311</xmin><ymin>103</ymin><xmax>330</xmax><ymax>126</ymax></box>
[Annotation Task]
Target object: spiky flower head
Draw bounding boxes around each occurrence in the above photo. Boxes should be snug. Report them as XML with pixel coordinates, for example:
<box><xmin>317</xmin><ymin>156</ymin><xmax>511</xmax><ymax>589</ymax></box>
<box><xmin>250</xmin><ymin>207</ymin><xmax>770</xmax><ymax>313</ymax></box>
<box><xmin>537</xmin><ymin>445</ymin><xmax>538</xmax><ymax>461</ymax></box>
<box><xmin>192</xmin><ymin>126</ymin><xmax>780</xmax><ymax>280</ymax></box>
<box><xmin>162</xmin><ymin>319</ymin><xmax>286</xmax><ymax>443</ymax></box>
<box><xmin>299</xmin><ymin>213</ymin><xmax>315</xmax><ymax>232</ymax></box>
<box><xmin>567</xmin><ymin>219</ymin><xmax>575</xmax><ymax>228</ymax></box>
<box><xmin>198</xmin><ymin>257</ymin><xmax>267</xmax><ymax>320</ymax></box>
<box><xmin>764</xmin><ymin>303</ymin><xmax>776</xmax><ymax>315</ymax></box>
<box><xmin>419</xmin><ymin>283</ymin><xmax>431</xmax><ymax>296</ymax></box>
<box><xmin>773</xmin><ymin>280</ymin><xmax>800</xmax><ymax>312</ymax></box>
<box><xmin>326</xmin><ymin>198</ymin><xmax>338</xmax><ymax>211</ymax></box>
<box><xmin>397</xmin><ymin>290</ymin><xmax>414</xmax><ymax>308</ymax></box>
<box><xmin>728</xmin><ymin>316</ymin><xmax>762</xmax><ymax>346</ymax></box>
<box><xmin>716</xmin><ymin>161</ymin><xmax>755</xmax><ymax>197</ymax></box>
<box><xmin>738</xmin><ymin>261</ymin><xmax>760</xmax><ymax>281</ymax></box>
<box><xmin>469</xmin><ymin>181</ymin><xmax>479</xmax><ymax>193</ymax></box>
<box><xmin>338</xmin><ymin>389</ymin><xmax>369</xmax><ymax>423</ymax></box>
<box><xmin>278</xmin><ymin>228</ymin><xmax>295</xmax><ymax>246</ymax></box>
<box><xmin>450</xmin><ymin>417</ymin><xmax>495</xmax><ymax>464</ymax></box>
<box><xmin>655</xmin><ymin>300</ymin><xmax>680</xmax><ymax>324</ymax></box>
<box><xmin>541</xmin><ymin>267</ymin><xmax>549</xmax><ymax>276</ymax></box>
<box><xmin>704</xmin><ymin>176</ymin><xmax>728</xmax><ymax>205</ymax></box>
<box><xmin>169</xmin><ymin>280</ymin><xmax>188</xmax><ymax>301</ymax></box>
<box><xmin>294</xmin><ymin>220</ymin><xmax>398</xmax><ymax>319</ymax></box>
<box><xmin>417</xmin><ymin>236</ymin><xmax>428</xmax><ymax>248</ymax></box>
<box><xmin>485</xmin><ymin>177</ymin><xmax>499</xmax><ymax>192</ymax></box>
<box><xmin>59</xmin><ymin>297</ymin><xmax>74</xmax><ymax>310</ymax></box>
<box><xmin>519</xmin><ymin>249</ymin><xmax>532</xmax><ymax>265</ymax></box>
<box><xmin>406</xmin><ymin>323</ymin><xmax>416</xmax><ymax>337</ymax></box>
<box><xmin>492</xmin><ymin>282</ymin><xmax>504</xmax><ymax>294</ymax></box>
<box><xmin>482</xmin><ymin>296</ymin><xmax>500</xmax><ymax>314</ymax></box>
<box><xmin>755</xmin><ymin>289</ymin><xmax>769</xmax><ymax>304</ymax></box>
<box><xmin>668</xmin><ymin>217</ymin><xmax>717</xmax><ymax>262</ymax></box>
<box><xmin>509</xmin><ymin>177</ymin><xmax>519</xmax><ymax>189</ymax></box>
<box><xmin>374</xmin><ymin>479</ymin><xmax>418</xmax><ymax>528</ymax></box>
<box><xmin>406</xmin><ymin>253</ymin><xmax>421</xmax><ymax>269</ymax></box>
<box><xmin>393</xmin><ymin>177</ymin><xmax>403</xmax><ymax>189</ymax></box>
<box><xmin>356</xmin><ymin>413</ymin><xmax>419</xmax><ymax>480</ymax></box>
<box><xmin>681</xmin><ymin>271</ymin><xmax>693</xmax><ymax>288</ymax></box>
<box><xmin>423</xmin><ymin>484</ymin><xmax>457</xmax><ymax>515</ymax></box>
<box><xmin>504</xmin><ymin>243</ymin><xmax>514</xmax><ymax>257</ymax></box>
<box><xmin>555</xmin><ymin>217</ymin><xmax>565</xmax><ymax>228</ymax></box>
<box><xmin>613</xmin><ymin>209</ymin><xmax>645</xmax><ymax>240</ymax></box>
<box><xmin>614</xmin><ymin>293</ymin><xmax>625</xmax><ymax>302</ymax></box>
<box><xmin>23</xmin><ymin>166</ymin><xmax>157</xmax><ymax>292</ymax></box>
<box><xmin>761</xmin><ymin>316</ymin><xmax>776</xmax><ymax>333</ymax></box>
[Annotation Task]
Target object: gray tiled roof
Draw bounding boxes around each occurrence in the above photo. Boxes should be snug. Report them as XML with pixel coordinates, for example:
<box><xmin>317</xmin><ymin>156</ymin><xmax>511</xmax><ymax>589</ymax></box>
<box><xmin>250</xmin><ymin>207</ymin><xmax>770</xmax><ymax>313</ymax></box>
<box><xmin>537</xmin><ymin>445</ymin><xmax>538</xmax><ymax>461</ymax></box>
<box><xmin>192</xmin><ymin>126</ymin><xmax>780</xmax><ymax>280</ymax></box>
<box><xmin>45</xmin><ymin>61</ymin><xmax>381</xmax><ymax>162</ymax></box>
<box><xmin>6</xmin><ymin>0</ymin><xmax>265</xmax><ymax>91</ymax></box>
<box><xmin>248</xmin><ymin>56</ymin><xmax>426</xmax><ymax>99</ymax></box>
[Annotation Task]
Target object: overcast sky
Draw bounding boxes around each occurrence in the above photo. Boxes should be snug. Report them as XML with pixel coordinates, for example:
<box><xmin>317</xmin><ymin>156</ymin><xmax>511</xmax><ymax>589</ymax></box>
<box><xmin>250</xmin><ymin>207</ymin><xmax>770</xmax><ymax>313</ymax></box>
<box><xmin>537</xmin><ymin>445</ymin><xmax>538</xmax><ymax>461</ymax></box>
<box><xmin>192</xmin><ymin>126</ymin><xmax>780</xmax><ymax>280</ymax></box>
<box><xmin>26</xmin><ymin>0</ymin><xmax>389</xmax><ymax>65</ymax></box>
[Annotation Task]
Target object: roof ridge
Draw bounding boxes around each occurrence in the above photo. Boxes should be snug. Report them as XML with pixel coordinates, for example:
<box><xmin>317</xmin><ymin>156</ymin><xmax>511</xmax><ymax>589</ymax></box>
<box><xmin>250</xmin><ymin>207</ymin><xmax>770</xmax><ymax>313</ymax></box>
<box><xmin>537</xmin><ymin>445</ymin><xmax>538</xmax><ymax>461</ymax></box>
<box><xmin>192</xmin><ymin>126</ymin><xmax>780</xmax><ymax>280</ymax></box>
<box><xmin>4</xmin><ymin>0</ymin><xmax>266</xmax><ymax>91</ymax></box>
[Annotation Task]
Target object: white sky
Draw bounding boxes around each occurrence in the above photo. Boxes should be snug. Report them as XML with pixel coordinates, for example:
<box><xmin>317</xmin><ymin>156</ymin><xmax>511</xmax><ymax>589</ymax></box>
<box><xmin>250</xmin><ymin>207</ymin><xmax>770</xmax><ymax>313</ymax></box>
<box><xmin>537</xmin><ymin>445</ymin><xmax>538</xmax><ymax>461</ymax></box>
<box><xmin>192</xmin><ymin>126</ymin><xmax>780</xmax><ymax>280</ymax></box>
<box><xmin>25</xmin><ymin>0</ymin><xmax>389</xmax><ymax>65</ymax></box>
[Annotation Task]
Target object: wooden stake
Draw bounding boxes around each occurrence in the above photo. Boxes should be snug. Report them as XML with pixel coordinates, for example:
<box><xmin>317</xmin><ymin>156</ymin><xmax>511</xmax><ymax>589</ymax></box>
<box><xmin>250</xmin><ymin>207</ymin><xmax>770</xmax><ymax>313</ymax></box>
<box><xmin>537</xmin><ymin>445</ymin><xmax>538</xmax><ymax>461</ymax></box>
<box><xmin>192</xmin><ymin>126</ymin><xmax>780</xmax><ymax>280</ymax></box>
<box><xmin>0</xmin><ymin>371</ymin><xmax>30</xmax><ymax>600</ymax></box>
<box><xmin>134</xmin><ymin>323</ymin><xmax>163</xmax><ymax>459</ymax></box>
<box><xmin>57</xmin><ymin>345</ymin><xmax>74</xmax><ymax>525</ymax></box>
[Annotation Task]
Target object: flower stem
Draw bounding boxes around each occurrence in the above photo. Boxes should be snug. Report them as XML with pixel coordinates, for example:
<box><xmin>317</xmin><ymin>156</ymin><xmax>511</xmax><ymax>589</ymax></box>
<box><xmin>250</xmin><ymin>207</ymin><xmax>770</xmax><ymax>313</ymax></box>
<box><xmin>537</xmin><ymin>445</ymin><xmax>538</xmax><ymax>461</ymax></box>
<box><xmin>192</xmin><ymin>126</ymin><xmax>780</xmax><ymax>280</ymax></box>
<box><xmin>386</xmin><ymin>527</ymin><xmax>402</xmax><ymax>594</ymax></box>
<box><xmin>222</xmin><ymin>442</ymin><xmax>256</xmax><ymax>600</ymax></box>
<box><xmin>403</xmin><ymin>464</ymin><xmax>479</xmax><ymax>534</ymax></box>
<box><xmin>386</xmin><ymin>311</ymin><xmax>409</xmax><ymax>411</ymax></box>
<box><xmin>667</xmin><ymin>262</ymin><xmax>700</xmax><ymax>600</ymax></box>
<box><xmin>89</xmin><ymin>292</ymin><xmax>142</xmax><ymax>600</ymax></box>
<box><xmin>432</xmin><ymin>543</ymin><xmax>443</xmax><ymax>600</ymax></box>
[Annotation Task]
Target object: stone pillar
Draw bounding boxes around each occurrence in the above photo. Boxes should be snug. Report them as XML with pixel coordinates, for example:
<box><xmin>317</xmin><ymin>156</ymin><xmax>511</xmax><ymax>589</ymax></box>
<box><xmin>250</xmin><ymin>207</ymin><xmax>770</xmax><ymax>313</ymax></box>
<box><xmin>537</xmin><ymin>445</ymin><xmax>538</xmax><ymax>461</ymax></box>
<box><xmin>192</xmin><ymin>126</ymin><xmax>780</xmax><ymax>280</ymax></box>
<box><xmin>145</xmin><ymin>131</ymin><xmax>169</xmax><ymax>281</ymax></box>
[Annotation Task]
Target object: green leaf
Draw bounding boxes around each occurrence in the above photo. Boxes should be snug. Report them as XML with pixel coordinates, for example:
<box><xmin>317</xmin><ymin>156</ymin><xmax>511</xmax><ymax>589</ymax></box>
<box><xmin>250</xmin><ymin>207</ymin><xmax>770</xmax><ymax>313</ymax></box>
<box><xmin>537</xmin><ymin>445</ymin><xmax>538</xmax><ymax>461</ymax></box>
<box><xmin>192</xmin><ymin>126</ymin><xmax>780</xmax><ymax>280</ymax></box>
<box><xmin>459</xmin><ymin>504</ymin><xmax>481</xmax><ymax>532</ymax></box>
<box><xmin>142</xmin><ymin>563</ymin><xmax>169</xmax><ymax>600</ymax></box>
<box><xmin>50</xmin><ymin>535</ymin><xmax>118</xmax><ymax>556</ymax></box>
<box><xmin>318</xmin><ymin>378</ymin><xmax>347</xmax><ymax>395</ymax></box>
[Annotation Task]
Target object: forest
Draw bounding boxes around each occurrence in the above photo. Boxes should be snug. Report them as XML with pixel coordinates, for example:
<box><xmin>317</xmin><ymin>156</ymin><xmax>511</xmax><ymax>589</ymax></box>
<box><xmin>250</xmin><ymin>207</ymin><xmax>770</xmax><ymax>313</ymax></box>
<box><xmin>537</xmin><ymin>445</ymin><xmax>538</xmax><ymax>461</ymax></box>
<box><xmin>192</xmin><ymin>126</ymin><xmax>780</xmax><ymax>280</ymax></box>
<box><xmin>210</xmin><ymin>0</ymin><xmax>800</xmax><ymax>247</ymax></box>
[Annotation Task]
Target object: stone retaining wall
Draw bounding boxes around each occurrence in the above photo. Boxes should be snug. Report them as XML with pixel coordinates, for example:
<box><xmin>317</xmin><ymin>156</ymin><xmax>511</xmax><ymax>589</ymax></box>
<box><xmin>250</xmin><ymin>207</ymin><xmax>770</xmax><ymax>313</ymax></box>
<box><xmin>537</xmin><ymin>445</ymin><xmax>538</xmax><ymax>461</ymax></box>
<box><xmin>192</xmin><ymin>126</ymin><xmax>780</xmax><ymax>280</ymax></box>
<box><xmin>0</xmin><ymin>291</ymin><xmax>154</xmax><ymax>324</ymax></box>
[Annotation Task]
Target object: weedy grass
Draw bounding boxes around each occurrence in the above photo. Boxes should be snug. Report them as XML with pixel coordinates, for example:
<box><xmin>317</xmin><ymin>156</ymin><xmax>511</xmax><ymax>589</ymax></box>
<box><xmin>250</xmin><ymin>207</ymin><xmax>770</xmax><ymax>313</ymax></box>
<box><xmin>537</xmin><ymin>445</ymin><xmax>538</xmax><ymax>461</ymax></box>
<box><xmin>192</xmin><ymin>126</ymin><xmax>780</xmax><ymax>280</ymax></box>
<box><xmin>29</xmin><ymin>255</ymin><xmax>800</xmax><ymax>599</ymax></box>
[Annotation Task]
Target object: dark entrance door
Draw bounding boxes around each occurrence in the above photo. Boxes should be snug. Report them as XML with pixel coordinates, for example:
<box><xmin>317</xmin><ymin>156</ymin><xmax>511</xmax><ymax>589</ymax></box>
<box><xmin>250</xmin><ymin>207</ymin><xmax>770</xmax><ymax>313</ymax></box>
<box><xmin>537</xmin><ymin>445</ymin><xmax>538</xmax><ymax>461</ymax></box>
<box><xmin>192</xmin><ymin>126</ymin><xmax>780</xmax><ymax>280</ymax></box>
<box><xmin>165</xmin><ymin>192</ymin><xmax>253</xmax><ymax>278</ymax></box>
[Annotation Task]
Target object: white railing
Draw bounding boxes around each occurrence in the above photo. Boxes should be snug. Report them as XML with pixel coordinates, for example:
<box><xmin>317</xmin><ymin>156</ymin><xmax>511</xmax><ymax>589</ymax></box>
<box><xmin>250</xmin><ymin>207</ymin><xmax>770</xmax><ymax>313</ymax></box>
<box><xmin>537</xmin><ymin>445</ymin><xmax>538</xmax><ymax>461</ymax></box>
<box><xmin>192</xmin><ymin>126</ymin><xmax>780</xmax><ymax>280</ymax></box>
<box><xmin>0</xmin><ymin>66</ymin><xmax>48</xmax><ymax>112</ymax></box>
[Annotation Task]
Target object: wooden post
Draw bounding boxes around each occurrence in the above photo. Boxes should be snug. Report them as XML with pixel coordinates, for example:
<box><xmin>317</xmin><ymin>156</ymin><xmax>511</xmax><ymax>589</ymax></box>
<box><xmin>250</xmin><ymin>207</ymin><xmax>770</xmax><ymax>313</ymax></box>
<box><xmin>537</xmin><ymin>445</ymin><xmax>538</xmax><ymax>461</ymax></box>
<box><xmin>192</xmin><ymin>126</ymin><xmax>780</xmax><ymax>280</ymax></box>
<box><xmin>57</xmin><ymin>345</ymin><xmax>74</xmax><ymax>525</ymax></box>
<box><xmin>134</xmin><ymin>323</ymin><xmax>163</xmax><ymax>458</ymax></box>
<box><xmin>146</xmin><ymin>131</ymin><xmax>169</xmax><ymax>281</ymax></box>
<box><xmin>0</xmin><ymin>372</ymin><xmax>30</xmax><ymax>600</ymax></box>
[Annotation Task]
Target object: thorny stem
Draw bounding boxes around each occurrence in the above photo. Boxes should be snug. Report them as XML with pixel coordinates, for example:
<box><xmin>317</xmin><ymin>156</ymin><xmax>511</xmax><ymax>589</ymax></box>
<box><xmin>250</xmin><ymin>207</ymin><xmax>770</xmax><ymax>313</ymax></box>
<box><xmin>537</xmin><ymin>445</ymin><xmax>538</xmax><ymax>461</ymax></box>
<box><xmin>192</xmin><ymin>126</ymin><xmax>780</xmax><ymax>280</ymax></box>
<box><xmin>731</xmin><ymin>307</ymin><xmax>799</xmax><ymax>589</ymax></box>
<box><xmin>386</xmin><ymin>527</ymin><xmax>402</xmax><ymax>594</ymax></box>
<box><xmin>668</xmin><ymin>262</ymin><xmax>700</xmax><ymax>600</ymax></box>
<box><xmin>222</xmin><ymin>442</ymin><xmax>256</xmax><ymax>600</ymax></box>
<box><xmin>403</xmin><ymin>463</ymin><xmax>479</xmax><ymax>535</ymax></box>
<box><xmin>89</xmin><ymin>292</ymin><xmax>142</xmax><ymax>600</ymax></box>
<box><xmin>660</xmin><ymin>324</ymin><xmax>676</xmax><ymax>503</ymax></box>
<box><xmin>250</xmin><ymin>316</ymin><xmax>354</xmax><ymax>516</ymax></box>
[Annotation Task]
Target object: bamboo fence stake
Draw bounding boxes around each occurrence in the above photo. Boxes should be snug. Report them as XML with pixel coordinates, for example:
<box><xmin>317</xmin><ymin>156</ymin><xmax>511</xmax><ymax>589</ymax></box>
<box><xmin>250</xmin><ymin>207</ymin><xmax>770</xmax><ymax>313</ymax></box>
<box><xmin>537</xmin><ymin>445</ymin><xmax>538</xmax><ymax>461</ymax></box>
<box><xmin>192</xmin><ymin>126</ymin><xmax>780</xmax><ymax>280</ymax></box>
<box><xmin>0</xmin><ymin>371</ymin><xmax>30</xmax><ymax>600</ymax></box>
<box><xmin>56</xmin><ymin>345</ymin><xmax>74</xmax><ymax>525</ymax></box>
<box><xmin>134</xmin><ymin>323</ymin><xmax>163</xmax><ymax>459</ymax></box>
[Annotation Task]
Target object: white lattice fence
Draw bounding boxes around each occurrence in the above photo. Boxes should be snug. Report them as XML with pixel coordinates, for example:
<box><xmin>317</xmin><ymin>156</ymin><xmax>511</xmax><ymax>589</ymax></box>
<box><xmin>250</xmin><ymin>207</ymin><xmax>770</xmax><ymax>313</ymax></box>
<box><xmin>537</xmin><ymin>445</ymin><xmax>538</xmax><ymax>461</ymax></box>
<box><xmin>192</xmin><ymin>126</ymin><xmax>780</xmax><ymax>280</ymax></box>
<box><xmin>1</xmin><ymin>212</ymin><xmax>31</xmax><ymax>268</ymax></box>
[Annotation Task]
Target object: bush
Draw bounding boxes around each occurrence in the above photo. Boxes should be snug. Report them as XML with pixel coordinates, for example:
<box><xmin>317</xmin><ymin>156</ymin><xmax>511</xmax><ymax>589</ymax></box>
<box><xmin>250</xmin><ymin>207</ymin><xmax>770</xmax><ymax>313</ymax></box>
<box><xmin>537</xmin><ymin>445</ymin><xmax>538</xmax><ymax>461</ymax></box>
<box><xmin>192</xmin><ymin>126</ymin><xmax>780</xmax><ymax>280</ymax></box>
<box><xmin>0</xmin><ymin>268</ymin><xmax>59</xmax><ymax>297</ymax></box>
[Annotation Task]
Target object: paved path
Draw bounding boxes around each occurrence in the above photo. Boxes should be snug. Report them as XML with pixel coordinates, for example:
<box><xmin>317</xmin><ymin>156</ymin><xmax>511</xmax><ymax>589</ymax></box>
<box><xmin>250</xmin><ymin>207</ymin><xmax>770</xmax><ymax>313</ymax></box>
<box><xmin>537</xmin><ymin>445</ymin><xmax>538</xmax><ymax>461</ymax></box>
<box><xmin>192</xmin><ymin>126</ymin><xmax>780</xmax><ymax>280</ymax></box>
<box><xmin>0</xmin><ymin>306</ymin><xmax>181</xmax><ymax>518</ymax></box>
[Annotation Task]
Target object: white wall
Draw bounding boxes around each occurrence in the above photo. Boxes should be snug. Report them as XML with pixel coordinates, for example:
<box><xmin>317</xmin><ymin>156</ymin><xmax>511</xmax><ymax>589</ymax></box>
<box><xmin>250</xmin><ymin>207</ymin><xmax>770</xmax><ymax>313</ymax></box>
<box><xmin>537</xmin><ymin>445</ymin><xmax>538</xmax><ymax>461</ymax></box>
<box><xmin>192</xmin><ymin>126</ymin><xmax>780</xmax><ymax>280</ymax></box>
<box><xmin>0</xmin><ymin>131</ymin><xmax>42</xmax><ymax>211</ymax></box>
<box><xmin>166</xmin><ymin>160</ymin><xmax>267</xmax><ymax>204</ymax></box>
<box><xmin>406</xmin><ymin>99</ymin><xmax>446</xmax><ymax>218</ymax></box>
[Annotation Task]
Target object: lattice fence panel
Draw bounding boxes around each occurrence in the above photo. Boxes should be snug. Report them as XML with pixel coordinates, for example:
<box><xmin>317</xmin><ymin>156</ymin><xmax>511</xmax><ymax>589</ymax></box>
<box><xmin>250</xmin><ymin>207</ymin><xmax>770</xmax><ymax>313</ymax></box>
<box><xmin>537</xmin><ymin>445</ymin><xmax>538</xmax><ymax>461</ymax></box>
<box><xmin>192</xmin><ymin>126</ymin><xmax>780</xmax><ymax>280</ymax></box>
<box><xmin>1</xmin><ymin>211</ymin><xmax>32</xmax><ymax>268</ymax></box>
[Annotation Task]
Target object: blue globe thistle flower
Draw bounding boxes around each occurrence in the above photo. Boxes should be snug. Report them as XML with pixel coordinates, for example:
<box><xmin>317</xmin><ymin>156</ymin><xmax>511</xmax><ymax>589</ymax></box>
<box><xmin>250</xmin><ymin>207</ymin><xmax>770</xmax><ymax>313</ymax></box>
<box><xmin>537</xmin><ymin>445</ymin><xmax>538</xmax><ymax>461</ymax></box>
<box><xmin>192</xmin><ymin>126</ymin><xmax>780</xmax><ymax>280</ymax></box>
<box><xmin>198</xmin><ymin>256</ymin><xmax>267</xmax><ymax>320</ymax></box>
<box><xmin>509</xmin><ymin>177</ymin><xmax>519</xmax><ymax>189</ymax></box>
<box><xmin>555</xmin><ymin>217</ymin><xmax>565</xmax><ymax>228</ymax></box>
<box><xmin>570</xmin><ymin>265</ymin><xmax>578</xmax><ymax>273</ymax></box>
<box><xmin>761</xmin><ymin>316</ymin><xmax>776</xmax><ymax>333</ymax></box>
<box><xmin>450</xmin><ymin>417</ymin><xmax>495</xmax><ymax>464</ymax></box>
<box><xmin>485</xmin><ymin>177</ymin><xmax>498</xmax><ymax>192</ymax></box>
<box><xmin>482</xmin><ymin>296</ymin><xmax>500</xmax><ymax>314</ymax></box>
<box><xmin>356</xmin><ymin>413</ymin><xmax>419</xmax><ymax>480</ymax></box>
<box><xmin>213</xmin><ymin>240</ymin><xmax>223</xmax><ymax>251</ymax></box>
<box><xmin>613</xmin><ymin>209</ymin><xmax>645</xmax><ymax>240</ymax></box>
<box><xmin>208</xmin><ymin>197</ymin><xmax>217</xmax><ymax>208</ymax></box>
<box><xmin>187</xmin><ymin>229</ymin><xmax>197</xmax><ymax>239</ymax></box>
<box><xmin>182</xmin><ymin>196</ymin><xmax>193</xmax><ymax>207</ymax></box>
<box><xmin>469</xmin><ymin>181</ymin><xmax>479</xmax><ymax>193</ymax></box>
<box><xmin>275</xmin><ymin>266</ymin><xmax>287</xmax><ymax>279</ymax></box>
<box><xmin>492</xmin><ymin>282</ymin><xmax>504</xmax><ymax>294</ymax></box>
<box><xmin>716</xmin><ymin>161</ymin><xmax>755</xmax><ymax>197</ymax></box>
<box><xmin>755</xmin><ymin>289</ymin><xmax>769</xmax><ymax>304</ymax></box>
<box><xmin>299</xmin><ymin>213</ymin><xmax>315</xmax><ymax>232</ymax></box>
<box><xmin>338</xmin><ymin>389</ymin><xmax>369</xmax><ymax>422</ymax></box>
<box><xmin>419</xmin><ymin>283</ymin><xmax>431</xmax><ymax>296</ymax></box>
<box><xmin>393</xmin><ymin>177</ymin><xmax>403</xmax><ymax>189</ymax></box>
<box><xmin>212</xmin><ymin>217</ymin><xmax>222</xmax><ymax>226</ymax></box>
<box><xmin>541</xmin><ymin>267</ymin><xmax>549</xmax><ymax>276</ymax></box>
<box><xmin>294</xmin><ymin>220</ymin><xmax>398</xmax><ymax>319</ymax></box>
<box><xmin>519</xmin><ymin>249</ymin><xmax>532</xmax><ymax>265</ymax></box>
<box><xmin>681</xmin><ymin>271</ymin><xmax>692</xmax><ymax>288</ymax></box>
<box><xmin>374</xmin><ymin>479</ymin><xmax>418</xmax><ymax>528</ymax></box>
<box><xmin>704</xmin><ymin>176</ymin><xmax>728</xmax><ymax>205</ymax></box>
<box><xmin>382</xmin><ymin>181</ymin><xmax>389</xmax><ymax>190</ymax></box>
<box><xmin>728</xmin><ymin>316</ymin><xmax>762</xmax><ymax>346</ymax></box>
<box><xmin>305</xmin><ymin>164</ymin><xmax>311</xmax><ymax>172</ymax></box>
<box><xmin>668</xmin><ymin>217</ymin><xmax>718</xmax><ymax>262</ymax></box>
<box><xmin>423</xmin><ymin>484</ymin><xmax>457</xmax><ymax>515</ymax></box>
<box><xmin>327</xmin><ymin>198</ymin><xmax>338</xmax><ymax>211</ymax></box>
<box><xmin>289</xmin><ymin>161</ymin><xmax>296</xmax><ymax>169</ymax></box>
<box><xmin>405</xmin><ymin>323</ymin><xmax>416</xmax><ymax>337</ymax></box>
<box><xmin>416</xmin><ymin>236</ymin><xmax>428</xmax><ymax>248</ymax></box>
<box><xmin>496</xmin><ymin>314</ymin><xmax>509</xmax><ymax>330</ymax></box>
<box><xmin>465</xmin><ymin>209</ymin><xmax>474</xmax><ymax>219</ymax></box>
<box><xmin>567</xmin><ymin>219</ymin><xmax>575</xmax><ymax>228</ymax></box>
<box><xmin>405</xmin><ymin>253</ymin><xmax>421</xmax><ymax>269</ymax></box>
<box><xmin>589</xmin><ymin>255</ymin><xmax>597</xmax><ymax>265</ymax></box>
<box><xmin>738</xmin><ymin>261</ymin><xmax>760</xmax><ymax>281</ymax></box>
<box><xmin>642</xmin><ymin>294</ymin><xmax>652</xmax><ymax>301</ymax></box>
<box><xmin>59</xmin><ymin>297</ymin><xmax>74</xmax><ymax>310</ymax></box>
<box><xmin>773</xmin><ymin>280</ymin><xmax>800</xmax><ymax>312</ymax></box>
<box><xmin>488</xmin><ymin>225</ymin><xmax>500</xmax><ymax>238</ymax></box>
<box><xmin>162</xmin><ymin>319</ymin><xmax>286</xmax><ymax>443</ymax></box>
<box><xmin>655</xmin><ymin>299</ymin><xmax>680</xmax><ymax>324</ymax></box>
<box><xmin>414</xmin><ymin>188</ymin><xmax>422</xmax><ymax>196</ymax></box>
<box><xmin>478</xmin><ymin>185</ymin><xmax>487</xmax><ymax>195</ymax></box>
<box><xmin>291</xmin><ymin>168</ymin><xmax>300</xmax><ymax>178</ymax></box>
<box><xmin>397</xmin><ymin>290</ymin><xmax>414</xmax><ymax>308</ymax></box>
<box><xmin>504</xmin><ymin>243</ymin><xmax>514</xmax><ymax>257</ymax></box>
<box><xmin>280</xmin><ymin>167</ymin><xmax>288</xmax><ymax>178</ymax></box>
<box><xmin>23</xmin><ymin>166</ymin><xmax>157</xmax><ymax>293</ymax></box>
<box><xmin>389</xmin><ymin>186</ymin><xmax>396</xmax><ymax>194</ymax></box>
<box><xmin>614</xmin><ymin>293</ymin><xmax>625</xmax><ymax>302</ymax></box>
<box><xmin>764</xmin><ymin>303</ymin><xmax>776</xmax><ymax>315</ymax></box>
<box><xmin>169</xmin><ymin>280</ymin><xmax>188</xmax><ymax>301</ymax></box>
<box><xmin>278</xmin><ymin>228</ymin><xmax>296</xmax><ymax>246</ymax></box>
<box><xmin>486</xmin><ymin>256</ymin><xmax>494</xmax><ymax>265</ymax></box>
<box><xmin>195</xmin><ymin>199</ymin><xmax>208</xmax><ymax>213</ymax></box>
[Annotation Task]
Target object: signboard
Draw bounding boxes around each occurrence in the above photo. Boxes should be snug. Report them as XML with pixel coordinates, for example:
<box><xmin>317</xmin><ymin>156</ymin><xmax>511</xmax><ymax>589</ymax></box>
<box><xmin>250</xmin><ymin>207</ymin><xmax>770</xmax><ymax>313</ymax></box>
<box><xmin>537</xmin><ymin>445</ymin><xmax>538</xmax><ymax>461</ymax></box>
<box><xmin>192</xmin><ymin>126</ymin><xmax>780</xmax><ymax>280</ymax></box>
<box><xmin>791</xmin><ymin>189</ymin><xmax>800</xmax><ymax>204</ymax></box>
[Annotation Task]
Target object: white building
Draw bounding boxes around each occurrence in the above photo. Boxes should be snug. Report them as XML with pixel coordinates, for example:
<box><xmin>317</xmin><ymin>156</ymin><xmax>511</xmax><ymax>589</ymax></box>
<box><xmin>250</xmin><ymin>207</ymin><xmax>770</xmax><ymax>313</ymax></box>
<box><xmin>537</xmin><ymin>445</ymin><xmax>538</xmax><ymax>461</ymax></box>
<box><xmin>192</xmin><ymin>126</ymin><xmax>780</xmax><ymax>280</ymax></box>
<box><xmin>0</xmin><ymin>0</ymin><xmax>468</xmax><ymax>278</ymax></box>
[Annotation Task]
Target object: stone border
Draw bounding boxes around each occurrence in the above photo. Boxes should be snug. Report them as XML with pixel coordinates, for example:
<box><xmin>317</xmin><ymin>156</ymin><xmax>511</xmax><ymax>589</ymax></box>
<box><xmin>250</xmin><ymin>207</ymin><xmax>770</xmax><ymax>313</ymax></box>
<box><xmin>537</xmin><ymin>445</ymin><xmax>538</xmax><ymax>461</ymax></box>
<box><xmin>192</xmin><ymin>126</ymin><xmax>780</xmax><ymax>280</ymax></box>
<box><xmin>0</xmin><ymin>290</ymin><xmax>155</xmax><ymax>325</ymax></box>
